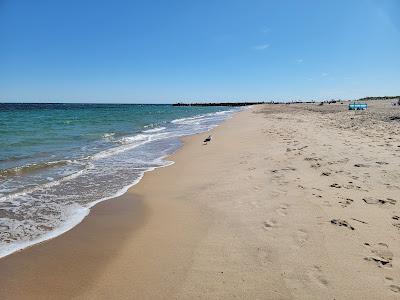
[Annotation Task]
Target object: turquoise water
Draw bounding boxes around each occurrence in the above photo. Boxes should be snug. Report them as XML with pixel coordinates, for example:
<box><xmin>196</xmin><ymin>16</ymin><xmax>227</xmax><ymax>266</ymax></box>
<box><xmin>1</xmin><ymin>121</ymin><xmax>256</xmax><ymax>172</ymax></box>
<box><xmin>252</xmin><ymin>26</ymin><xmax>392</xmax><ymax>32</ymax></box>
<box><xmin>0</xmin><ymin>103</ymin><xmax>237</xmax><ymax>257</ymax></box>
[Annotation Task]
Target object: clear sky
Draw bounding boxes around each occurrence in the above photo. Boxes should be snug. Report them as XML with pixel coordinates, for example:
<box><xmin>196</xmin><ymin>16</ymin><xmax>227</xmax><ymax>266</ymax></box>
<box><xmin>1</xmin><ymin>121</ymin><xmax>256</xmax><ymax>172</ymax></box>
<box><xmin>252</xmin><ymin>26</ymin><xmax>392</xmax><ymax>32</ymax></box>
<box><xmin>0</xmin><ymin>0</ymin><xmax>399</xmax><ymax>103</ymax></box>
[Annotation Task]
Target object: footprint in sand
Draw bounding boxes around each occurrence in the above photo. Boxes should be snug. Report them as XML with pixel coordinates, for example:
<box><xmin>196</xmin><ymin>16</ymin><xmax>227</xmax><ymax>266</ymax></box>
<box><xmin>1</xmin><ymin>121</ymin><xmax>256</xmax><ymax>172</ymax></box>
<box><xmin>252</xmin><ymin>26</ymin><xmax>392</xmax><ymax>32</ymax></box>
<box><xmin>308</xmin><ymin>265</ymin><xmax>328</xmax><ymax>287</ymax></box>
<box><xmin>323</xmin><ymin>200</ymin><xmax>332</xmax><ymax>207</ymax></box>
<box><xmin>330</xmin><ymin>183</ymin><xmax>342</xmax><ymax>188</ymax></box>
<box><xmin>363</xmin><ymin>197</ymin><xmax>397</xmax><ymax>205</ymax></box>
<box><xmin>330</xmin><ymin>219</ymin><xmax>355</xmax><ymax>230</ymax></box>
<box><xmin>328</xmin><ymin>158</ymin><xmax>349</xmax><ymax>165</ymax></box>
<box><xmin>392</xmin><ymin>223</ymin><xmax>400</xmax><ymax>230</ymax></box>
<box><xmin>304</xmin><ymin>157</ymin><xmax>321</xmax><ymax>162</ymax></box>
<box><xmin>354</xmin><ymin>163</ymin><xmax>369</xmax><ymax>168</ymax></box>
<box><xmin>344</xmin><ymin>183</ymin><xmax>365</xmax><ymax>191</ymax></box>
<box><xmin>384</xmin><ymin>183</ymin><xmax>400</xmax><ymax>190</ymax></box>
<box><xmin>271</xmin><ymin>167</ymin><xmax>296</xmax><ymax>173</ymax></box>
<box><xmin>364</xmin><ymin>243</ymin><xmax>393</xmax><ymax>268</ymax></box>
<box><xmin>276</xmin><ymin>204</ymin><xmax>289</xmax><ymax>216</ymax></box>
<box><xmin>263</xmin><ymin>219</ymin><xmax>277</xmax><ymax>230</ymax></box>
<box><xmin>295</xmin><ymin>229</ymin><xmax>309</xmax><ymax>246</ymax></box>
<box><xmin>338</xmin><ymin>197</ymin><xmax>354</xmax><ymax>208</ymax></box>
<box><xmin>385</xmin><ymin>277</ymin><xmax>400</xmax><ymax>293</ymax></box>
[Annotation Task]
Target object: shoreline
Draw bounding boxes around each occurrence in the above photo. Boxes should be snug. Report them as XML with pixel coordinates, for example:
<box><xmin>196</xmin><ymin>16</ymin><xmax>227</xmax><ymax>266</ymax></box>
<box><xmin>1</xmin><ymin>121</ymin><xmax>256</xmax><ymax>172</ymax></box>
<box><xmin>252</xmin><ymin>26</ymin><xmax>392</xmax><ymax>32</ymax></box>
<box><xmin>0</xmin><ymin>108</ymin><xmax>238</xmax><ymax>260</ymax></box>
<box><xmin>1</xmin><ymin>102</ymin><xmax>400</xmax><ymax>299</ymax></box>
<box><xmin>0</xmin><ymin>107</ymin><xmax>247</xmax><ymax>299</ymax></box>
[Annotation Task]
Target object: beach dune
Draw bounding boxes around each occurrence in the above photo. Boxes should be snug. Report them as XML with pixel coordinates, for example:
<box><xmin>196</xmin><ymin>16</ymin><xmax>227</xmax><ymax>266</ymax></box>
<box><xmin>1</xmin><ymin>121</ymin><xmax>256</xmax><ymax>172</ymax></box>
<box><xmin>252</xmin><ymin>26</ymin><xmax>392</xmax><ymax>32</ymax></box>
<box><xmin>1</xmin><ymin>103</ymin><xmax>400</xmax><ymax>299</ymax></box>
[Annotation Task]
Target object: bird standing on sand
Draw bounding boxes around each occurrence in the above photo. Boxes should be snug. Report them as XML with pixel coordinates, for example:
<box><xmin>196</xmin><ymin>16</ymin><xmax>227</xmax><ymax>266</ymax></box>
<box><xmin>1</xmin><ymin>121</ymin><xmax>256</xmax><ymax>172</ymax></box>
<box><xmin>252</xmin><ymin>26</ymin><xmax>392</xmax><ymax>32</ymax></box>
<box><xmin>203</xmin><ymin>135</ymin><xmax>212</xmax><ymax>144</ymax></box>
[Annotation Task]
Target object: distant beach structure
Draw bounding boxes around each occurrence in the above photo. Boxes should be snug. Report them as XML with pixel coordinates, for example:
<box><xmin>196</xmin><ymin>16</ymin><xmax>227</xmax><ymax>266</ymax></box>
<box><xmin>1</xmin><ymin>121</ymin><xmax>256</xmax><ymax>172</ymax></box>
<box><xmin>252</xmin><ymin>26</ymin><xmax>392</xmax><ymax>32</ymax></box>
<box><xmin>349</xmin><ymin>103</ymin><xmax>368</xmax><ymax>110</ymax></box>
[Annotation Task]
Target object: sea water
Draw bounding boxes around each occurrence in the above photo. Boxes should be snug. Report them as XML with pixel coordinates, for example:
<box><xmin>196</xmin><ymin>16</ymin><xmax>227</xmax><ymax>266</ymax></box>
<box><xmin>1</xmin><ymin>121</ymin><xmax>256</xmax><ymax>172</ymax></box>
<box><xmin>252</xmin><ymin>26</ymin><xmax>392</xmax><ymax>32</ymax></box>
<box><xmin>0</xmin><ymin>103</ymin><xmax>237</xmax><ymax>258</ymax></box>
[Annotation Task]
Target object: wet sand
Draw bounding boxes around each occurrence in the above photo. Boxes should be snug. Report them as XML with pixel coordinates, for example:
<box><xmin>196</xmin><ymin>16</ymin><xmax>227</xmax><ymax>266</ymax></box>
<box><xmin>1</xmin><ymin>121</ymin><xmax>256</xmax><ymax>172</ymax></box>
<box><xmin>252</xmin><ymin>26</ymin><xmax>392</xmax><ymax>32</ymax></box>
<box><xmin>1</xmin><ymin>102</ymin><xmax>400</xmax><ymax>299</ymax></box>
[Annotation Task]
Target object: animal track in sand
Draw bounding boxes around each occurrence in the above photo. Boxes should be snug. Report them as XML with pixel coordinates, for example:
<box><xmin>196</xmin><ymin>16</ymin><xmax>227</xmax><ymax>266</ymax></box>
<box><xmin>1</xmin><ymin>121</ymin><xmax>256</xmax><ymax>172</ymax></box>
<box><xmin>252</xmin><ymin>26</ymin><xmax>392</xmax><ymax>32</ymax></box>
<box><xmin>330</xmin><ymin>219</ymin><xmax>355</xmax><ymax>230</ymax></box>
<box><xmin>364</xmin><ymin>242</ymin><xmax>393</xmax><ymax>268</ymax></box>
<box><xmin>321</xmin><ymin>171</ymin><xmax>331</xmax><ymax>176</ymax></box>
<box><xmin>363</xmin><ymin>197</ymin><xmax>397</xmax><ymax>205</ymax></box>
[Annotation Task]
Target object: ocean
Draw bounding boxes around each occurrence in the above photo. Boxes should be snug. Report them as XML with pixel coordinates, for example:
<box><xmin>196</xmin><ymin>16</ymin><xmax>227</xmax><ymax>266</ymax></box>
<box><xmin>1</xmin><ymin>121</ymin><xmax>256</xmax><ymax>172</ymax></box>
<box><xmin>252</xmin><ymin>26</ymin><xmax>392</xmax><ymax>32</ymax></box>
<box><xmin>0</xmin><ymin>103</ymin><xmax>238</xmax><ymax>258</ymax></box>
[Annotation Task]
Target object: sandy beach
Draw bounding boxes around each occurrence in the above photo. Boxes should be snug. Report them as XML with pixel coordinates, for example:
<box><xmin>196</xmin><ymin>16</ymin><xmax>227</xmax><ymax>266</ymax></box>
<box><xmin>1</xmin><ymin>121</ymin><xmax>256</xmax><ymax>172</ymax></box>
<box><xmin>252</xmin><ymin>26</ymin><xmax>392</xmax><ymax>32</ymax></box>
<box><xmin>1</xmin><ymin>101</ymin><xmax>400</xmax><ymax>299</ymax></box>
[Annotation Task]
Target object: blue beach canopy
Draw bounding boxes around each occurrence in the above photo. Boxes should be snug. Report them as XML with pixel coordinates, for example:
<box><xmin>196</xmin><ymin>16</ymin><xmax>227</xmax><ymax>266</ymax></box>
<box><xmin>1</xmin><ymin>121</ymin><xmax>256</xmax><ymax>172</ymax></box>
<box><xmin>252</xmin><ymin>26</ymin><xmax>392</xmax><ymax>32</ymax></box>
<box><xmin>349</xmin><ymin>103</ymin><xmax>368</xmax><ymax>110</ymax></box>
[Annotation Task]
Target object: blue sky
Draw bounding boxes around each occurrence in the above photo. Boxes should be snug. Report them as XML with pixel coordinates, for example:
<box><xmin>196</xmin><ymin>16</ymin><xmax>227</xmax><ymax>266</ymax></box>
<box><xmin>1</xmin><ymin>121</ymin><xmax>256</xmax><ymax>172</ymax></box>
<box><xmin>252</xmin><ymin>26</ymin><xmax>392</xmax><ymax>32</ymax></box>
<box><xmin>0</xmin><ymin>0</ymin><xmax>399</xmax><ymax>103</ymax></box>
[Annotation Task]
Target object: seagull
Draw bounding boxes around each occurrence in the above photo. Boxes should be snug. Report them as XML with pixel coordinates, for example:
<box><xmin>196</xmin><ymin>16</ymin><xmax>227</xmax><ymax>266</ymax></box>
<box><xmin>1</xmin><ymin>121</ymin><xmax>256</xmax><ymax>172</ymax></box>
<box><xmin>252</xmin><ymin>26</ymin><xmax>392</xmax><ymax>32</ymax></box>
<box><xmin>203</xmin><ymin>135</ymin><xmax>212</xmax><ymax>144</ymax></box>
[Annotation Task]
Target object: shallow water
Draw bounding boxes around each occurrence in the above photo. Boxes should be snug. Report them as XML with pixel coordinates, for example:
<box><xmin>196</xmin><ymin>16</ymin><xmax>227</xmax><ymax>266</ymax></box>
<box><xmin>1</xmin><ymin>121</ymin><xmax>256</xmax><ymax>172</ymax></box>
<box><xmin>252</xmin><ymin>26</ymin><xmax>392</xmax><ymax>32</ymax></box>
<box><xmin>0</xmin><ymin>103</ymin><xmax>237</xmax><ymax>257</ymax></box>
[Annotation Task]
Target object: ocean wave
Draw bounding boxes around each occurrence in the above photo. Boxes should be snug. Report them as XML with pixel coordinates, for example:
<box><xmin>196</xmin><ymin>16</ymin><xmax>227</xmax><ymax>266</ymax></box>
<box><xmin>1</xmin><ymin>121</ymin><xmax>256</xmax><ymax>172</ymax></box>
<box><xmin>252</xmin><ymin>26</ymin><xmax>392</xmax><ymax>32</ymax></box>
<box><xmin>0</xmin><ymin>160</ymin><xmax>73</xmax><ymax>178</ymax></box>
<box><xmin>0</xmin><ymin>162</ymin><xmax>90</xmax><ymax>203</ymax></box>
<box><xmin>0</xmin><ymin>204</ymin><xmax>89</xmax><ymax>259</ymax></box>
<box><xmin>171</xmin><ymin>115</ymin><xmax>204</xmax><ymax>125</ymax></box>
<box><xmin>92</xmin><ymin>131</ymin><xmax>174</xmax><ymax>161</ymax></box>
<box><xmin>142</xmin><ymin>127</ymin><xmax>166</xmax><ymax>133</ymax></box>
<box><xmin>102</xmin><ymin>132</ymin><xmax>115</xmax><ymax>139</ymax></box>
<box><xmin>118</xmin><ymin>134</ymin><xmax>151</xmax><ymax>144</ymax></box>
<box><xmin>170</xmin><ymin>110</ymin><xmax>233</xmax><ymax>125</ymax></box>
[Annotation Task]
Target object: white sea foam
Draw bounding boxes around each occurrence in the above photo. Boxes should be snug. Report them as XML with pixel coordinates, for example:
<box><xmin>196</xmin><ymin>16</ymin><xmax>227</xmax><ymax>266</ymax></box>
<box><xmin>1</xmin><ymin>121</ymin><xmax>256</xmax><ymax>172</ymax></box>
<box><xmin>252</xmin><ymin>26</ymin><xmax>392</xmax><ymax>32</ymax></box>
<box><xmin>0</xmin><ymin>204</ymin><xmax>89</xmax><ymax>259</ymax></box>
<box><xmin>102</xmin><ymin>132</ymin><xmax>115</xmax><ymax>139</ymax></box>
<box><xmin>143</xmin><ymin>127</ymin><xmax>166</xmax><ymax>133</ymax></box>
<box><xmin>0</xmin><ymin>163</ymin><xmax>90</xmax><ymax>203</ymax></box>
<box><xmin>0</xmin><ymin>157</ymin><xmax>175</xmax><ymax>259</ymax></box>
<box><xmin>171</xmin><ymin>115</ymin><xmax>204</xmax><ymax>124</ymax></box>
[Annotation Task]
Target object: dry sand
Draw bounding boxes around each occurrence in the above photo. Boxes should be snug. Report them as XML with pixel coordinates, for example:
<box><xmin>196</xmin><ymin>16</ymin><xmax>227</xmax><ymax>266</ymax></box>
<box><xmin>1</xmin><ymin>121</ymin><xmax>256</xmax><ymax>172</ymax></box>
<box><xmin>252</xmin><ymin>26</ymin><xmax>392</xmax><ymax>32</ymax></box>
<box><xmin>1</xmin><ymin>101</ymin><xmax>400</xmax><ymax>299</ymax></box>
